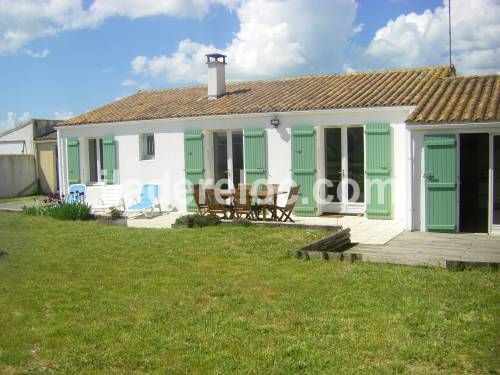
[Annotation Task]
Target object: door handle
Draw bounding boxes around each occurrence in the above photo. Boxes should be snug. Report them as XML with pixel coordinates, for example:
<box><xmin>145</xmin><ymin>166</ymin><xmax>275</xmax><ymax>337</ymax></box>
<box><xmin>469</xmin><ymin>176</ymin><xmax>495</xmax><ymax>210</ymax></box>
<box><xmin>423</xmin><ymin>172</ymin><xmax>433</xmax><ymax>179</ymax></box>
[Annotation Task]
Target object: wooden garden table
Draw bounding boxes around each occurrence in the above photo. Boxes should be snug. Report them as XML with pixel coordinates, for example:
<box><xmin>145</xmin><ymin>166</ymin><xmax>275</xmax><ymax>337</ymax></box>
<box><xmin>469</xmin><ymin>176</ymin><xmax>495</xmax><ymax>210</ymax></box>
<box><xmin>217</xmin><ymin>188</ymin><xmax>287</xmax><ymax>221</ymax></box>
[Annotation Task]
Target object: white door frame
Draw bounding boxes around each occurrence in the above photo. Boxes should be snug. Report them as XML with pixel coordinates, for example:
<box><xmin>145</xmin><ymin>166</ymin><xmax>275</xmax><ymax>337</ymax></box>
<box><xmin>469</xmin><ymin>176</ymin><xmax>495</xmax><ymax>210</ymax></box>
<box><xmin>322</xmin><ymin>125</ymin><xmax>365</xmax><ymax>214</ymax></box>
<box><xmin>86</xmin><ymin>137</ymin><xmax>104</xmax><ymax>184</ymax></box>
<box><xmin>208</xmin><ymin>129</ymin><xmax>245</xmax><ymax>189</ymax></box>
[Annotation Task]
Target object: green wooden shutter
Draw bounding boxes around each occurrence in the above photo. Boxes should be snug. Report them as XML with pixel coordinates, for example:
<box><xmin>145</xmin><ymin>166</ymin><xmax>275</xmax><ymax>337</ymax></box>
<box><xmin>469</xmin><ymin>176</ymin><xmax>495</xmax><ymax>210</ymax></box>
<box><xmin>291</xmin><ymin>126</ymin><xmax>317</xmax><ymax>216</ymax></box>
<box><xmin>102</xmin><ymin>136</ymin><xmax>116</xmax><ymax>184</ymax></box>
<box><xmin>67</xmin><ymin>138</ymin><xmax>80</xmax><ymax>185</ymax></box>
<box><xmin>365</xmin><ymin>123</ymin><xmax>392</xmax><ymax>219</ymax></box>
<box><xmin>184</xmin><ymin>130</ymin><xmax>204</xmax><ymax>212</ymax></box>
<box><xmin>244</xmin><ymin>128</ymin><xmax>267</xmax><ymax>184</ymax></box>
<box><xmin>424</xmin><ymin>134</ymin><xmax>457</xmax><ymax>232</ymax></box>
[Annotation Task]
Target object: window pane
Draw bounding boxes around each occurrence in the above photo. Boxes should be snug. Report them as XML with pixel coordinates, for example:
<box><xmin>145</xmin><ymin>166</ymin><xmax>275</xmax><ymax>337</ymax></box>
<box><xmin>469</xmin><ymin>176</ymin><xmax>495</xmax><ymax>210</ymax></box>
<box><xmin>232</xmin><ymin>131</ymin><xmax>244</xmax><ymax>186</ymax></box>
<box><xmin>324</xmin><ymin>128</ymin><xmax>342</xmax><ymax>202</ymax></box>
<box><xmin>88</xmin><ymin>139</ymin><xmax>98</xmax><ymax>183</ymax></box>
<box><xmin>213</xmin><ymin>131</ymin><xmax>228</xmax><ymax>189</ymax></box>
<box><xmin>347</xmin><ymin>127</ymin><xmax>364</xmax><ymax>202</ymax></box>
<box><xmin>146</xmin><ymin>134</ymin><xmax>155</xmax><ymax>156</ymax></box>
<box><xmin>494</xmin><ymin>136</ymin><xmax>500</xmax><ymax>225</ymax></box>
<box><xmin>99</xmin><ymin>139</ymin><xmax>104</xmax><ymax>170</ymax></box>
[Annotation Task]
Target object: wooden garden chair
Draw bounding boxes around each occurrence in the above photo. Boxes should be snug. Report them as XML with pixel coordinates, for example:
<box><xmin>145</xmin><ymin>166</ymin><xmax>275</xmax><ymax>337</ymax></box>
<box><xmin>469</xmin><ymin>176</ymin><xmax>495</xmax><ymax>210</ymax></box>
<box><xmin>276</xmin><ymin>185</ymin><xmax>300</xmax><ymax>223</ymax></box>
<box><xmin>206</xmin><ymin>188</ymin><xmax>232</xmax><ymax>219</ymax></box>
<box><xmin>192</xmin><ymin>184</ymin><xmax>208</xmax><ymax>215</ymax></box>
<box><xmin>233</xmin><ymin>186</ymin><xmax>256</xmax><ymax>219</ymax></box>
<box><xmin>255</xmin><ymin>184</ymin><xmax>279</xmax><ymax>221</ymax></box>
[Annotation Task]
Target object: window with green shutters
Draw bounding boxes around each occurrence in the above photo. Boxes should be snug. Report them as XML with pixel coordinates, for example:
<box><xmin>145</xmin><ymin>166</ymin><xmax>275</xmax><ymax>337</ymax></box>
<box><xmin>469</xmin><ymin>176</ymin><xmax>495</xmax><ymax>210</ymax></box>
<box><xmin>244</xmin><ymin>128</ymin><xmax>267</xmax><ymax>185</ymax></box>
<box><xmin>291</xmin><ymin>126</ymin><xmax>317</xmax><ymax>216</ymax></box>
<box><xmin>67</xmin><ymin>138</ymin><xmax>80</xmax><ymax>185</ymax></box>
<box><xmin>365</xmin><ymin>123</ymin><xmax>392</xmax><ymax>220</ymax></box>
<box><xmin>424</xmin><ymin>134</ymin><xmax>457</xmax><ymax>232</ymax></box>
<box><xmin>184</xmin><ymin>130</ymin><xmax>205</xmax><ymax>212</ymax></box>
<box><xmin>102</xmin><ymin>136</ymin><xmax>117</xmax><ymax>184</ymax></box>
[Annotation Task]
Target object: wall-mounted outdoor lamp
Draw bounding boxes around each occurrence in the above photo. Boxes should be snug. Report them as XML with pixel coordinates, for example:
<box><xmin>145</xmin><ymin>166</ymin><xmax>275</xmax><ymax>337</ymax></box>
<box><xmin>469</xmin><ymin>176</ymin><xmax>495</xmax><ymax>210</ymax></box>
<box><xmin>270</xmin><ymin>116</ymin><xmax>280</xmax><ymax>128</ymax></box>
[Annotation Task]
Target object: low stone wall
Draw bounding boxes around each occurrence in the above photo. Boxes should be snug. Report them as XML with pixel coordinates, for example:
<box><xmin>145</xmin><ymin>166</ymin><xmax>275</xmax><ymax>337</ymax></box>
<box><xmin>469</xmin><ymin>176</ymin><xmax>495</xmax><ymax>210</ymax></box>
<box><xmin>0</xmin><ymin>155</ymin><xmax>37</xmax><ymax>198</ymax></box>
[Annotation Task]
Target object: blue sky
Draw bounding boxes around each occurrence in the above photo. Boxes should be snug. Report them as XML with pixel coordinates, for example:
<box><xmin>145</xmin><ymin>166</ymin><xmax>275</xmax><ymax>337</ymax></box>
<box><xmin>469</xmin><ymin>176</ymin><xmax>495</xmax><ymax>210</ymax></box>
<box><xmin>0</xmin><ymin>0</ymin><xmax>498</xmax><ymax>131</ymax></box>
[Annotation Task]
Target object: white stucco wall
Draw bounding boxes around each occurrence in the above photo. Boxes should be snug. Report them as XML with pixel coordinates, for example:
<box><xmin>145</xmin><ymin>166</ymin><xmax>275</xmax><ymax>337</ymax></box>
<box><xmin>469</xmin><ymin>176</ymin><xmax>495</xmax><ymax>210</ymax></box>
<box><xmin>0</xmin><ymin>123</ymin><xmax>34</xmax><ymax>154</ymax></box>
<box><xmin>391</xmin><ymin>123</ymin><xmax>410</xmax><ymax>224</ymax></box>
<box><xmin>57</xmin><ymin>107</ymin><xmax>413</xmax><ymax>226</ymax></box>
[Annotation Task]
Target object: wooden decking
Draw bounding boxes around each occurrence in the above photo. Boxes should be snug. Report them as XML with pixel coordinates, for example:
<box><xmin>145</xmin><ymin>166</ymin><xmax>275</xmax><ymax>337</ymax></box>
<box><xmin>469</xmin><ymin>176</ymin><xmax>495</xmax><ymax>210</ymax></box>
<box><xmin>346</xmin><ymin>231</ymin><xmax>500</xmax><ymax>268</ymax></box>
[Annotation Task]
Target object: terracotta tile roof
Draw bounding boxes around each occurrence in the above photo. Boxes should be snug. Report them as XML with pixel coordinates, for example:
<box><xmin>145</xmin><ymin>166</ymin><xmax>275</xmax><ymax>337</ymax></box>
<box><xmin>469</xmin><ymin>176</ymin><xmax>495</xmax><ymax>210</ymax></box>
<box><xmin>62</xmin><ymin>66</ymin><xmax>453</xmax><ymax>126</ymax></box>
<box><xmin>407</xmin><ymin>74</ymin><xmax>499</xmax><ymax>124</ymax></box>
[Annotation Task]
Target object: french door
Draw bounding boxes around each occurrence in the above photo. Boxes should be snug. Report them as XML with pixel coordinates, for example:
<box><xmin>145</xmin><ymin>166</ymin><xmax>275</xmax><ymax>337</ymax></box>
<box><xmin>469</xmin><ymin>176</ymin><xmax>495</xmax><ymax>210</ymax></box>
<box><xmin>491</xmin><ymin>135</ymin><xmax>500</xmax><ymax>234</ymax></box>
<box><xmin>88</xmin><ymin>138</ymin><xmax>104</xmax><ymax>183</ymax></box>
<box><xmin>324</xmin><ymin>127</ymin><xmax>365</xmax><ymax>213</ymax></box>
<box><xmin>212</xmin><ymin>130</ymin><xmax>244</xmax><ymax>189</ymax></box>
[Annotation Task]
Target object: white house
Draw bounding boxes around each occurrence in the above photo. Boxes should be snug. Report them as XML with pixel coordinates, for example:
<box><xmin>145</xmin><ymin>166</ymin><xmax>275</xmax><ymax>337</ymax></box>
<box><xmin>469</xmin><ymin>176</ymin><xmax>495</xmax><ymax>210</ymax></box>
<box><xmin>56</xmin><ymin>54</ymin><xmax>499</xmax><ymax>234</ymax></box>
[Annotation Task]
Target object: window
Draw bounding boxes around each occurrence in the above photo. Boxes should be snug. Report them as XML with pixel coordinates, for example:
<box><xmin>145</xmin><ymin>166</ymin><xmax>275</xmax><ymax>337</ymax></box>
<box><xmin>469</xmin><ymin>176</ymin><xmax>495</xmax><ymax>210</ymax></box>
<box><xmin>88</xmin><ymin>138</ymin><xmax>104</xmax><ymax>183</ymax></box>
<box><xmin>141</xmin><ymin>133</ymin><xmax>155</xmax><ymax>160</ymax></box>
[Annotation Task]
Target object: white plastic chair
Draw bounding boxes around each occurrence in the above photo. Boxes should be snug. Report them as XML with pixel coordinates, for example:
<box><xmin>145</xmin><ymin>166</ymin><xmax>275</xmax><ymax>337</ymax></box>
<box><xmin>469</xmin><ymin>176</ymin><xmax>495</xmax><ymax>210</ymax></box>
<box><xmin>93</xmin><ymin>185</ymin><xmax>125</xmax><ymax>213</ymax></box>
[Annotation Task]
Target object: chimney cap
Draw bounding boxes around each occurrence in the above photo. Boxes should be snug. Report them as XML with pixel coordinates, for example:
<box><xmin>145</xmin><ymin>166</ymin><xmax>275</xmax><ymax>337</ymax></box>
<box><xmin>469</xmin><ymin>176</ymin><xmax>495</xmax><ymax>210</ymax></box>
<box><xmin>206</xmin><ymin>53</ymin><xmax>227</xmax><ymax>64</ymax></box>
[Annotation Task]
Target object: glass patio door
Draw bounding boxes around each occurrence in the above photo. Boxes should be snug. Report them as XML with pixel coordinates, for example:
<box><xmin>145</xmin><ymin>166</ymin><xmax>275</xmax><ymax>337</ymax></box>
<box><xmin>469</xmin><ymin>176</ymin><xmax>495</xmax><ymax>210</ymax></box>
<box><xmin>212</xmin><ymin>130</ymin><xmax>244</xmax><ymax>189</ymax></box>
<box><xmin>492</xmin><ymin>135</ymin><xmax>500</xmax><ymax>232</ymax></box>
<box><xmin>324</xmin><ymin>127</ymin><xmax>365</xmax><ymax>213</ymax></box>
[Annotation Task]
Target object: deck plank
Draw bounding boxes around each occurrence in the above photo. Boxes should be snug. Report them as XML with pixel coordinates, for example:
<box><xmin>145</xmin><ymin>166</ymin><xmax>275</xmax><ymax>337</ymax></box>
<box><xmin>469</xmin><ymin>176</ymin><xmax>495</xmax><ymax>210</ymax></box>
<box><xmin>346</xmin><ymin>231</ymin><xmax>500</xmax><ymax>268</ymax></box>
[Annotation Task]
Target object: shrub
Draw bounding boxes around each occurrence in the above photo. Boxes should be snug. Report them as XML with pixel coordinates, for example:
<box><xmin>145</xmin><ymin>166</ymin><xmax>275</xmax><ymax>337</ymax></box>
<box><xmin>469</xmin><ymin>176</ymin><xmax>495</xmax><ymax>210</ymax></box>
<box><xmin>174</xmin><ymin>214</ymin><xmax>197</xmax><ymax>227</ymax></box>
<box><xmin>192</xmin><ymin>213</ymin><xmax>221</xmax><ymax>228</ymax></box>
<box><xmin>46</xmin><ymin>202</ymin><xmax>94</xmax><ymax>221</ymax></box>
<box><xmin>174</xmin><ymin>213</ymin><xmax>221</xmax><ymax>228</ymax></box>
<box><xmin>22</xmin><ymin>204</ymin><xmax>48</xmax><ymax>216</ymax></box>
<box><xmin>109</xmin><ymin>207</ymin><xmax>124</xmax><ymax>220</ymax></box>
<box><xmin>24</xmin><ymin>202</ymin><xmax>93</xmax><ymax>221</ymax></box>
<box><xmin>43</xmin><ymin>192</ymin><xmax>64</xmax><ymax>205</ymax></box>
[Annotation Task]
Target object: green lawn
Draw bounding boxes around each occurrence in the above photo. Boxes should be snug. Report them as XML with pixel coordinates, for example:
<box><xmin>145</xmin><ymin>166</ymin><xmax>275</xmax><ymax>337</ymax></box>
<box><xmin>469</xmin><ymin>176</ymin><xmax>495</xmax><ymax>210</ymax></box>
<box><xmin>0</xmin><ymin>213</ymin><xmax>498</xmax><ymax>374</ymax></box>
<box><xmin>0</xmin><ymin>195</ymin><xmax>45</xmax><ymax>204</ymax></box>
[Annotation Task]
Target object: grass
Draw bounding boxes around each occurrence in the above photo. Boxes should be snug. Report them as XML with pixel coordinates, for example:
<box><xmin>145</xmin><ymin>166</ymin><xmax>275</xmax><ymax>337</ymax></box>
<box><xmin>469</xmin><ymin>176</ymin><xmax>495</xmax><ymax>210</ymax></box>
<box><xmin>0</xmin><ymin>212</ymin><xmax>498</xmax><ymax>374</ymax></box>
<box><xmin>0</xmin><ymin>195</ymin><xmax>45</xmax><ymax>204</ymax></box>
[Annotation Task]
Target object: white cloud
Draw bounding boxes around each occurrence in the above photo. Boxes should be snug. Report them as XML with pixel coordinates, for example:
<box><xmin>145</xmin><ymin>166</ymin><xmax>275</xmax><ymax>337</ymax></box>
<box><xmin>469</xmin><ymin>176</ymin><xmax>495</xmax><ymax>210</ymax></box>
<box><xmin>343</xmin><ymin>64</ymin><xmax>356</xmax><ymax>73</ymax></box>
<box><xmin>121</xmin><ymin>79</ymin><xmax>138</xmax><ymax>87</ymax></box>
<box><xmin>365</xmin><ymin>0</ymin><xmax>500</xmax><ymax>74</ymax></box>
<box><xmin>24</xmin><ymin>48</ymin><xmax>50</xmax><ymax>59</ymax></box>
<box><xmin>53</xmin><ymin>111</ymin><xmax>74</xmax><ymax>120</ymax></box>
<box><xmin>130</xmin><ymin>0</ymin><xmax>358</xmax><ymax>83</ymax></box>
<box><xmin>86</xmin><ymin>0</ymin><xmax>231</xmax><ymax>22</ymax></box>
<box><xmin>0</xmin><ymin>0</ymin><xmax>237</xmax><ymax>54</ymax></box>
<box><xmin>0</xmin><ymin>111</ymin><xmax>31</xmax><ymax>133</ymax></box>
<box><xmin>120</xmin><ymin>78</ymin><xmax>150</xmax><ymax>91</ymax></box>
<box><xmin>353</xmin><ymin>23</ymin><xmax>364</xmax><ymax>34</ymax></box>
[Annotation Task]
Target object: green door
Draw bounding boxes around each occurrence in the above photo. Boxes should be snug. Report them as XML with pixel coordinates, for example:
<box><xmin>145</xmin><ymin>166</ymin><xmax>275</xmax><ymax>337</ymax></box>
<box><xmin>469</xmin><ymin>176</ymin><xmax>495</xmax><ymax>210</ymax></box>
<box><xmin>291</xmin><ymin>126</ymin><xmax>316</xmax><ymax>216</ymax></box>
<box><xmin>184</xmin><ymin>130</ymin><xmax>204</xmax><ymax>212</ymax></box>
<box><xmin>67</xmin><ymin>138</ymin><xmax>80</xmax><ymax>185</ymax></box>
<box><xmin>424</xmin><ymin>134</ymin><xmax>457</xmax><ymax>232</ymax></box>
<box><xmin>244</xmin><ymin>128</ymin><xmax>267</xmax><ymax>185</ymax></box>
<box><xmin>102</xmin><ymin>136</ymin><xmax>116</xmax><ymax>184</ymax></box>
<box><xmin>365</xmin><ymin>123</ymin><xmax>392</xmax><ymax>219</ymax></box>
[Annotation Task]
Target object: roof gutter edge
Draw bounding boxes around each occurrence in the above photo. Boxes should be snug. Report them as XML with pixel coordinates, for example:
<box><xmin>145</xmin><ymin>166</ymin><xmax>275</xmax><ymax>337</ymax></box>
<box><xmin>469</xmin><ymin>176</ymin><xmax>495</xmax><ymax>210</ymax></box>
<box><xmin>406</xmin><ymin>121</ymin><xmax>500</xmax><ymax>129</ymax></box>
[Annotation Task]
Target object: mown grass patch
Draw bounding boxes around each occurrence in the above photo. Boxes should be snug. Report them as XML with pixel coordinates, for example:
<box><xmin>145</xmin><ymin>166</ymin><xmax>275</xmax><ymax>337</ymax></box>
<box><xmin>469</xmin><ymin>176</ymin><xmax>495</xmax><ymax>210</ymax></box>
<box><xmin>0</xmin><ymin>212</ymin><xmax>498</xmax><ymax>373</ymax></box>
